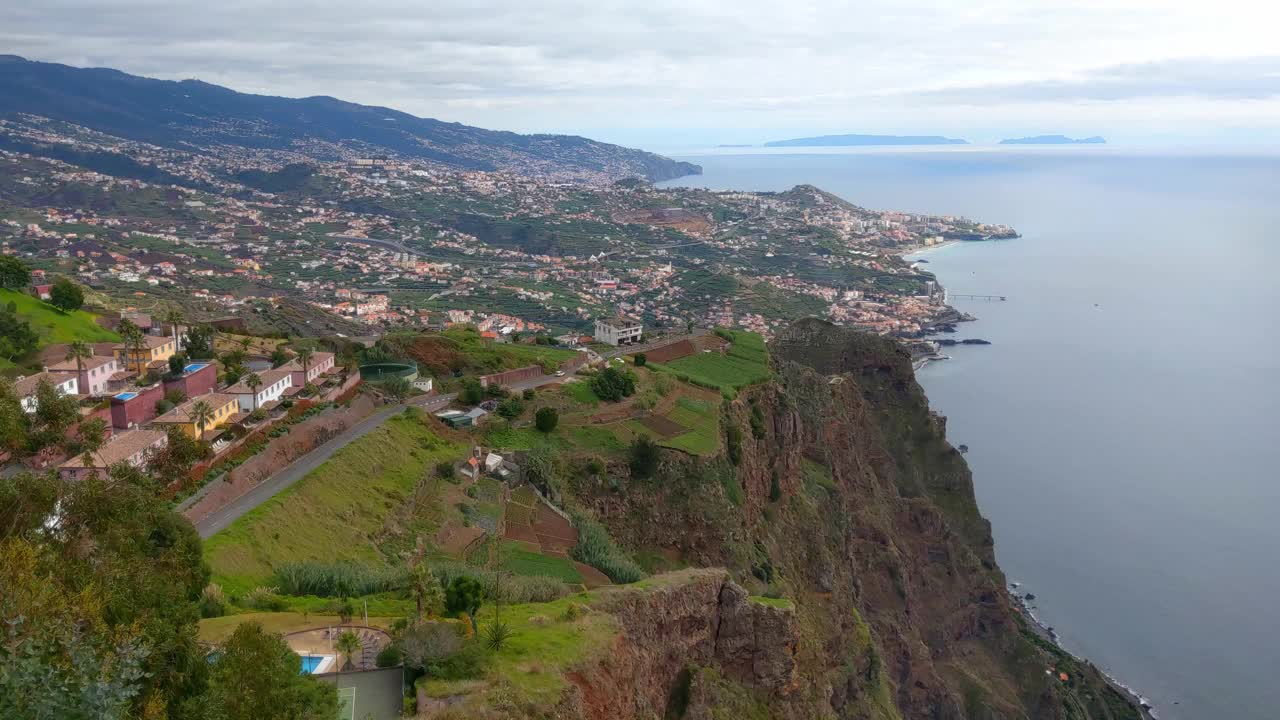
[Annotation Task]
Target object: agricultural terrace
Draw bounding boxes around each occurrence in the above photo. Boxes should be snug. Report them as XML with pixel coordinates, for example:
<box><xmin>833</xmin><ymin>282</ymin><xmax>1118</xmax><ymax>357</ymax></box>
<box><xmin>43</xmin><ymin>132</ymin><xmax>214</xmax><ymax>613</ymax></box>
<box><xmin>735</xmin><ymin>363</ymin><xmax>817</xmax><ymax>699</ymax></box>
<box><xmin>387</xmin><ymin>326</ymin><xmax>580</xmax><ymax>377</ymax></box>
<box><xmin>481</xmin><ymin>366</ymin><xmax>724</xmax><ymax>457</ymax></box>
<box><xmin>0</xmin><ymin>288</ymin><xmax>119</xmax><ymax>368</ymax></box>
<box><xmin>651</xmin><ymin>330</ymin><xmax>770</xmax><ymax>397</ymax></box>
<box><xmin>204</xmin><ymin>410</ymin><xmax>465</xmax><ymax>594</ymax></box>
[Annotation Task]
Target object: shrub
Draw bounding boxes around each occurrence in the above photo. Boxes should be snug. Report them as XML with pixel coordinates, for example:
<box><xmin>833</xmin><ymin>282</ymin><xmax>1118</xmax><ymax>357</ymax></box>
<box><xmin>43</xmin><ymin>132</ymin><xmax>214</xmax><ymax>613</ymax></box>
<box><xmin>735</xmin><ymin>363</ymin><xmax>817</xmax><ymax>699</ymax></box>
<box><xmin>436</xmin><ymin>461</ymin><xmax>457</xmax><ymax>481</ymax></box>
<box><xmin>590</xmin><ymin>366</ymin><xmax>636</xmax><ymax>402</ymax></box>
<box><xmin>483</xmin><ymin>620</ymin><xmax>513</xmax><ymax>651</ymax></box>
<box><xmin>200</xmin><ymin>583</ymin><xmax>227</xmax><ymax>618</ymax></box>
<box><xmin>570</xmin><ymin>512</ymin><xmax>645</xmax><ymax>584</ymax></box>
<box><xmin>459</xmin><ymin>378</ymin><xmax>484</xmax><ymax>405</ymax></box>
<box><xmin>243</xmin><ymin>586</ymin><xmax>288</xmax><ymax>611</ymax></box>
<box><xmin>496</xmin><ymin>396</ymin><xmax>524</xmax><ymax>419</ymax></box>
<box><xmin>633</xmin><ymin>353</ymin><xmax>647</xmax><ymax>367</ymax></box>
<box><xmin>375</xmin><ymin>644</ymin><xmax>403</xmax><ymax>668</ymax></box>
<box><xmin>629</xmin><ymin>436</ymin><xmax>660</xmax><ymax>479</ymax></box>
<box><xmin>273</xmin><ymin>560</ymin><xmax>406</xmax><ymax>597</ymax></box>
<box><xmin>522</xmin><ymin>388</ymin><xmax>535</xmax><ymax>400</ymax></box>
<box><xmin>726</xmin><ymin>421</ymin><xmax>743</xmax><ymax>466</ymax></box>
<box><xmin>429</xmin><ymin>562</ymin><xmax>568</xmax><ymax>604</ymax></box>
<box><xmin>445</xmin><ymin>576</ymin><xmax>485</xmax><ymax>618</ymax></box>
<box><xmin>534</xmin><ymin>407</ymin><xmax>559</xmax><ymax>433</ymax></box>
<box><xmin>559</xmin><ymin>603</ymin><xmax>589</xmax><ymax>622</ymax></box>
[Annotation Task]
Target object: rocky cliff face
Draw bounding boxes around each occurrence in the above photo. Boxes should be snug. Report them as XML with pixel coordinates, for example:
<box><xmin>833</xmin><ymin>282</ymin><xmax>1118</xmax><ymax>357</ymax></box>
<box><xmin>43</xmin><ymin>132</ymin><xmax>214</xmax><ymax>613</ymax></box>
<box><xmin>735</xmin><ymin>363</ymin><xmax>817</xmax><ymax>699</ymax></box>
<box><xmin>569</xmin><ymin>319</ymin><xmax>1140</xmax><ymax>720</ymax></box>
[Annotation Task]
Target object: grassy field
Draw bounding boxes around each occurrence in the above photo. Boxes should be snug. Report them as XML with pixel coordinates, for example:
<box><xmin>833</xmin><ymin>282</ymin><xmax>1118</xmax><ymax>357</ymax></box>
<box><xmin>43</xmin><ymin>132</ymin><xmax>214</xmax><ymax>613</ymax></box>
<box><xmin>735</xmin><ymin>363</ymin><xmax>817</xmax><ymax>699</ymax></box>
<box><xmin>441</xmin><ymin>327</ymin><xmax>580</xmax><ymax>370</ymax></box>
<box><xmin>420</xmin><ymin>591</ymin><xmax>618</xmax><ymax>705</ymax></box>
<box><xmin>656</xmin><ymin>330</ymin><xmax>770</xmax><ymax>393</ymax></box>
<box><xmin>204</xmin><ymin>412</ymin><xmax>466</xmax><ymax>594</ymax></box>
<box><xmin>197</xmin><ymin>612</ymin><xmax>400</xmax><ymax>643</ymax></box>
<box><xmin>500</xmin><ymin>542</ymin><xmax>584</xmax><ymax>584</ymax></box>
<box><xmin>660</xmin><ymin>396</ymin><xmax>721</xmax><ymax>455</ymax></box>
<box><xmin>1</xmin><ymin>288</ymin><xmax>120</xmax><ymax>368</ymax></box>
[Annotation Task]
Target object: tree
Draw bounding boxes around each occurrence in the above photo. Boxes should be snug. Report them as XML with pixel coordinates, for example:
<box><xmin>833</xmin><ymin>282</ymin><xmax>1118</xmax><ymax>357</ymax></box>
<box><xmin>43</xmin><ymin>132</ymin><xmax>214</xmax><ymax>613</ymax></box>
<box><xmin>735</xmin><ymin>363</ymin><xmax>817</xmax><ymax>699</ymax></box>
<box><xmin>28</xmin><ymin>378</ymin><xmax>79</xmax><ymax>452</ymax></box>
<box><xmin>117</xmin><ymin>318</ymin><xmax>146</xmax><ymax>375</ymax></box>
<box><xmin>208</xmin><ymin>622</ymin><xmax>337</xmax><ymax>720</ymax></box>
<box><xmin>48</xmin><ymin>277</ymin><xmax>84</xmax><ymax>313</ymax></box>
<box><xmin>162</xmin><ymin>306</ymin><xmax>185</xmax><ymax>350</ymax></box>
<box><xmin>147</xmin><ymin>425</ymin><xmax>212</xmax><ymax>485</ymax></box>
<box><xmin>629</xmin><ymin>436</ymin><xmax>661</xmax><ymax>479</ymax></box>
<box><xmin>244</xmin><ymin>373</ymin><xmax>263</xmax><ymax>411</ymax></box>
<box><xmin>64</xmin><ymin>340</ymin><xmax>93</xmax><ymax>383</ymax></box>
<box><xmin>0</xmin><ymin>256</ymin><xmax>30</xmax><ymax>289</ymax></box>
<box><xmin>0</xmin><ymin>302</ymin><xmax>38</xmax><ymax>362</ymax></box>
<box><xmin>445</xmin><ymin>576</ymin><xmax>485</xmax><ymax>628</ymax></box>
<box><xmin>295</xmin><ymin>346</ymin><xmax>314</xmax><ymax>382</ymax></box>
<box><xmin>591</xmin><ymin>366</ymin><xmax>637</xmax><ymax>401</ymax></box>
<box><xmin>77</xmin><ymin>417</ymin><xmax>108</xmax><ymax>469</ymax></box>
<box><xmin>383</xmin><ymin>376</ymin><xmax>412</xmax><ymax>404</ymax></box>
<box><xmin>495</xmin><ymin>396</ymin><xmax>523</xmax><ymax>419</ymax></box>
<box><xmin>0</xmin><ymin>379</ymin><xmax>26</xmax><ymax>455</ymax></box>
<box><xmin>184</xmin><ymin>324</ymin><xmax>215</xmax><ymax>359</ymax></box>
<box><xmin>410</xmin><ymin>562</ymin><xmax>444</xmax><ymax>621</ymax></box>
<box><xmin>270</xmin><ymin>347</ymin><xmax>290</xmax><ymax>368</ymax></box>
<box><xmin>334</xmin><ymin>630</ymin><xmax>362</xmax><ymax>671</ymax></box>
<box><xmin>190</xmin><ymin>399</ymin><xmax>215</xmax><ymax>439</ymax></box>
<box><xmin>535</xmin><ymin>407</ymin><xmax>559</xmax><ymax>433</ymax></box>
<box><xmin>399</xmin><ymin>621</ymin><xmax>464</xmax><ymax>674</ymax></box>
<box><xmin>634</xmin><ymin>352</ymin><xmax>647</xmax><ymax>367</ymax></box>
<box><xmin>0</xmin><ymin>465</ymin><xmax>212</xmax><ymax>716</ymax></box>
<box><xmin>459</xmin><ymin>378</ymin><xmax>485</xmax><ymax>405</ymax></box>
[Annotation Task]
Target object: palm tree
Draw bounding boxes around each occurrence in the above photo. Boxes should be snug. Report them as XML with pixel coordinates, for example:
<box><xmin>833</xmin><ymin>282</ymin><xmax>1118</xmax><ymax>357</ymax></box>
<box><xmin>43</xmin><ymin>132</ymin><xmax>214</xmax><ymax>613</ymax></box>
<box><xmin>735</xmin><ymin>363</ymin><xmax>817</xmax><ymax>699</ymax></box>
<box><xmin>238</xmin><ymin>336</ymin><xmax>253</xmax><ymax>352</ymax></box>
<box><xmin>64</xmin><ymin>340</ymin><xmax>93</xmax><ymax>389</ymax></box>
<box><xmin>295</xmin><ymin>346</ymin><xmax>314</xmax><ymax>384</ymax></box>
<box><xmin>117</xmin><ymin>318</ymin><xmax>147</xmax><ymax>375</ymax></box>
<box><xmin>244</xmin><ymin>372</ymin><xmax>262</xmax><ymax>411</ymax></box>
<box><xmin>161</xmin><ymin>306</ymin><xmax>184</xmax><ymax>350</ymax></box>
<box><xmin>190</xmin><ymin>399</ymin><xmax>214</xmax><ymax>440</ymax></box>
<box><xmin>334</xmin><ymin>630</ymin><xmax>362</xmax><ymax>672</ymax></box>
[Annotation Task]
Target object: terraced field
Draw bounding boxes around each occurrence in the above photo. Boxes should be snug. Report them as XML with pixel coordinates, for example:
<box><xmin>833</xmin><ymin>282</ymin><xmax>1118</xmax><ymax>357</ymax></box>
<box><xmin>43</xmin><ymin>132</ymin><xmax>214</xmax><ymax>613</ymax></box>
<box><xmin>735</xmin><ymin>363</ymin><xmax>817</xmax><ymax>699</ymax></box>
<box><xmin>655</xmin><ymin>330</ymin><xmax>770</xmax><ymax>394</ymax></box>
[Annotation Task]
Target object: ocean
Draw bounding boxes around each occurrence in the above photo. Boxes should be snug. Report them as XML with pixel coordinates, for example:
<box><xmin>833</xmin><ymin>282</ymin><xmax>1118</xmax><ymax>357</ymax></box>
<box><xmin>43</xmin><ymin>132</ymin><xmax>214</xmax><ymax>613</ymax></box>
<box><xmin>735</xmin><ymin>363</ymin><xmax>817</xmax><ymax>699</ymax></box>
<box><xmin>658</xmin><ymin>147</ymin><xmax>1280</xmax><ymax>720</ymax></box>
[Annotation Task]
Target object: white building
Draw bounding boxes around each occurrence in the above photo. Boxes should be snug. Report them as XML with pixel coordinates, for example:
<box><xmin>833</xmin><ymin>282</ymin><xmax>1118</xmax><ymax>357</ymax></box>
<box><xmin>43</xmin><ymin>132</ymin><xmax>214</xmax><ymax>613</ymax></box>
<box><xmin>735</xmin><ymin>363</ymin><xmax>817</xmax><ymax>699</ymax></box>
<box><xmin>593</xmin><ymin>316</ymin><xmax>643</xmax><ymax>346</ymax></box>
<box><xmin>225</xmin><ymin>368</ymin><xmax>294</xmax><ymax>412</ymax></box>
<box><xmin>281</xmin><ymin>351</ymin><xmax>336</xmax><ymax>387</ymax></box>
<box><xmin>15</xmin><ymin>371</ymin><xmax>79</xmax><ymax>413</ymax></box>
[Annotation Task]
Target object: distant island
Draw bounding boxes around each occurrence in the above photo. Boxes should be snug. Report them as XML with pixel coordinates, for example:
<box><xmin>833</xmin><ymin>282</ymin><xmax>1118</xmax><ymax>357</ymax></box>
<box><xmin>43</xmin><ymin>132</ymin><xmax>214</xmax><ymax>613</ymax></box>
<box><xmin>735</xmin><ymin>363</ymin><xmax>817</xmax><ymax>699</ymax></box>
<box><xmin>765</xmin><ymin>134</ymin><xmax>969</xmax><ymax>147</ymax></box>
<box><xmin>716</xmin><ymin>144</ymin><xmax>755</xmax><ymax>148</ymax></box>
<box><xmin>999</xmin><ymin>135</ymin><xmax>1106</xmax><ymax>145</ymax></box>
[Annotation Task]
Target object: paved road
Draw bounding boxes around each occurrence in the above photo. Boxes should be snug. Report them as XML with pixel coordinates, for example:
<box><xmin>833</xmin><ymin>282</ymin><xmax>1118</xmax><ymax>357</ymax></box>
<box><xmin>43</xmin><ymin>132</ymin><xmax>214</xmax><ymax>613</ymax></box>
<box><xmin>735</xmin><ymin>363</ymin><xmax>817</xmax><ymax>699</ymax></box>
<box><xmin>191</xmin><ymin>372</ymin><xmax>574</xmax><ymax>539</ymax></box>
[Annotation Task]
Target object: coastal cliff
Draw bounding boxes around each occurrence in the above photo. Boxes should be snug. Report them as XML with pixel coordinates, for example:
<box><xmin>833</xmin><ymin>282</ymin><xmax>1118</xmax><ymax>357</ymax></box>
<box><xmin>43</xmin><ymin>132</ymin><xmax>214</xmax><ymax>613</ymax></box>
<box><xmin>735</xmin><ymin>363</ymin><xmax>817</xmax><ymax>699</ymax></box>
<box><xmin>560</xmin><ymin>318</ymin><xmax>1142</xmax><ymax>720</ymax></box>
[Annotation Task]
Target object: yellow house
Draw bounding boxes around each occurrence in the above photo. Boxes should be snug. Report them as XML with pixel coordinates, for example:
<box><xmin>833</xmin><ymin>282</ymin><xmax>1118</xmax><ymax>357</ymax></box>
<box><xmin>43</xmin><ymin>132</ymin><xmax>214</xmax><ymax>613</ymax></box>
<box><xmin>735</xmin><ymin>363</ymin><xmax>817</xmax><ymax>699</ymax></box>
<box><xmin>114</xmin><ymin>335</ymin><xmax>178</xmax><ymax>371</ymax></box>
<box><xmin>152</xmin><ymin>393</ymin><xmax>240</xmax><ymax>439</ymax></box>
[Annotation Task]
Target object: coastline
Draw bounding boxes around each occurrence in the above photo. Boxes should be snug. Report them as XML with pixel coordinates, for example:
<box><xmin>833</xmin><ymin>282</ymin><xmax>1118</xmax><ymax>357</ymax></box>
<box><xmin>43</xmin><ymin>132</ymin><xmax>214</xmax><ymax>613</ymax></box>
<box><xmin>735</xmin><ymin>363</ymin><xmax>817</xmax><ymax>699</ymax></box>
<box><xmin>1010</xmin><ymin>585</ymin><xmax>1158</xmax><ymax>720</ymax></box>
<box><xmin>910</xmin><ymin>237</ymin><xmax>1157</xmax><ymax>720</ymax></box>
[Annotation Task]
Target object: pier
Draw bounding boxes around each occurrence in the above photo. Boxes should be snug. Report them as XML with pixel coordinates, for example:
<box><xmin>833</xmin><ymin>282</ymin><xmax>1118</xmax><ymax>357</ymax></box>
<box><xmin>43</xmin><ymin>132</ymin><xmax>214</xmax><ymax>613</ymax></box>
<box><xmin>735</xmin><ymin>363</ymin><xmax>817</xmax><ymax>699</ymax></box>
<box><xmin>946</xmin><ymin>292</ymin><xmax>1007</xmax><ymax>301</ymax></box>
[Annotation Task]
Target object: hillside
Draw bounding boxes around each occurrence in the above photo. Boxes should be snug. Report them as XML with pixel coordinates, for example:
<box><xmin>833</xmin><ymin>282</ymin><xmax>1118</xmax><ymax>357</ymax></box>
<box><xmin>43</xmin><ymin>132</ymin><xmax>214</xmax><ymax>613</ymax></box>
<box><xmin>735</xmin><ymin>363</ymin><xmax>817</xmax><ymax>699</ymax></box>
<box><xmin>192</xmin><ymin>320</ymin><xmax>1141</xmax><ymax>718</ymax></box>
<box><xmin>0</xmin><ymin>288</ymin><xmax>119</xmax><ymax>368</ymax></box>
<box><xmin>0</xmin><ymin>55</ymin><xmax>701</xmax><ymax>182</ymax></box>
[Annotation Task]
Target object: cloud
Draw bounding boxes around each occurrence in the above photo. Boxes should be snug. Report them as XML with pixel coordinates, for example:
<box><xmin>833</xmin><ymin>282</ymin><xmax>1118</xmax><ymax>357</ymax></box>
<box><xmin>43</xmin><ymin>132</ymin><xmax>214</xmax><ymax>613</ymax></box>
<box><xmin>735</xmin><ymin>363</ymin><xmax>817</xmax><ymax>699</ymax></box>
<box><xmin>3</xmin><ymin>0</ymin><xmax>1280</xmax><ymax>140</ymax></box>
<box><xmin>912</xmin><ymin>56</ymin><xmax>1280</xmax><ymax>104</ymax></box>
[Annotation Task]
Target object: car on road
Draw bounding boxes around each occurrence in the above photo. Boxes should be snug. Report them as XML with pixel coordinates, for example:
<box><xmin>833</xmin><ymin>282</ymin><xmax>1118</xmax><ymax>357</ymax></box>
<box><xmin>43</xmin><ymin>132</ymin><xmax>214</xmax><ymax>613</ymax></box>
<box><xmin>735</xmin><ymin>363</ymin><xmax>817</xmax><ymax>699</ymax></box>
<box><xmin>554</xmin><ymin>370</ymin><xmax>565</xmax><ymax>376</ymax></box>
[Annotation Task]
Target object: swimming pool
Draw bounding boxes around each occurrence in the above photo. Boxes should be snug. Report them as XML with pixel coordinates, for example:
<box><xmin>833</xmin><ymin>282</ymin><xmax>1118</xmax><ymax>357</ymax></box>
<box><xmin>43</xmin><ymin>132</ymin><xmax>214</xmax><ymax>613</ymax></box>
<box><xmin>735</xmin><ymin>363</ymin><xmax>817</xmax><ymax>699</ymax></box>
<box><xmin>114</xmin><ymin>392</ymin><xmax>138</xmax><ymax>401</ymax></box>
<box><xmin>298</xmin><ymin>654</ymin><xmax>333</xmax><ymax>674</ymax></box>
<box><xmin>183</xmin><ymin>363</ymin><xmax>209</xmax><ymax>374</ymax></box>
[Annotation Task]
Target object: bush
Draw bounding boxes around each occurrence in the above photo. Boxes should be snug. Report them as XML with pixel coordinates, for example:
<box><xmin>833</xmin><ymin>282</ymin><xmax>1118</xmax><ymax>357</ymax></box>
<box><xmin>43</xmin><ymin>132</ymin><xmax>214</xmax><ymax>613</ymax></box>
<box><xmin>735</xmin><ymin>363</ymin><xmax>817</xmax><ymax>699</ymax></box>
<box><xmin>429</xmin><ymin>562</ymin><xmax>568</xmax><ymax>604</ymax></box>
<box><xmin>459</xmin><ymin>378</ymin><xmax>484</xmax><ymax>405</ymax></box>
<box><xmin>559</xmin><ymin>602</ymin><xmax>589</xmax><ymax>622</ymax></box>
<box><xmin>534</xmin><ymin>407</ymin><xmax>559</xmax><ymax>433</ymax></box>
<box><xmin>273</xmin><ymin>560</ymin><xmax>407</xmax><ymax>597</ymax></box>
<box><xmin>569</xmin><ymin>512</ymin><xmax>645</xmax><ymax>584</ymax></box>
<box><xmin>590</xmin><ymin>366</ymin><xmax>637</xmax><ymax>402</ymax></box>
<box><xmin>200</xmin><ymin>583</ymin><xmax>227</xmax><ymax>618</ymax></box>
<box><xmin>242</xmin><ymin>586</ymin><xmax>289</xmax><ymax>611</ymax></box>
<box><xmin>436</xmin><ymin>461</ymin><xmax>457</xmax><ymax>482</ymax></box>
<box><xmin>496</xmin><ymin>396</ymin><xmax>524</xmax><ymax>419</ymax></box>
<box><xmin>521</xmin><ymin>388</ymin><xmax>535</xmax><ymax>400</ymax></box>
<box><xmin>375</xmin><ymin>644</ymin><xmax>403</xmax><ymax>668</ymax></box>
<box><xmin>633</xmin><ymin>353</ymin><xmax>647</xmax><ymax>367</ymax></box>
<box><xmin>444</xmin><ymin>576</ymin><xmax>485</xmax><ymax>617</ymax></box>
<box><xmin>483</xmin><ymin>620</ymin><xmax>513</xmax><ymax>651</ymax></box>
<box><xmin>629</xmin><ymin>436</ymin><xmax>660</xmax><ymax>479</ymax></box>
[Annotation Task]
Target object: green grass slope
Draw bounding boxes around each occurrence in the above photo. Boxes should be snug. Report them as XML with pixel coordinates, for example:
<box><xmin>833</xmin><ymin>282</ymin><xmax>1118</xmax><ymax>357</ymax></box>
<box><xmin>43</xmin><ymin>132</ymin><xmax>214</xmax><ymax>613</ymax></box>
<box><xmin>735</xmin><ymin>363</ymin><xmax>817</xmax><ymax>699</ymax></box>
<box><xmin>204</xmin><ymin>411</ymin><xmax>465</xmax><ymax>594</ymax></box>
<box><xmin>1</xmin><ymin>288</ymin><xmax>119</xmax><ymax>367</ymax></box>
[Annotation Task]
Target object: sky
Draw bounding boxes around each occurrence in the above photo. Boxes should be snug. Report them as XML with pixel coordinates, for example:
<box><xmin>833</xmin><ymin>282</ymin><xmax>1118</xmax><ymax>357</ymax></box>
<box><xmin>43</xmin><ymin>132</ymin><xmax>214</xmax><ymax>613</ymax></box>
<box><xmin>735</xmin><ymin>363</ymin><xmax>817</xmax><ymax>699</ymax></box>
<box><xmin>5</xmin><ymin>0</ymin><xmax>1280</xmax><ymax>149</ymax></box>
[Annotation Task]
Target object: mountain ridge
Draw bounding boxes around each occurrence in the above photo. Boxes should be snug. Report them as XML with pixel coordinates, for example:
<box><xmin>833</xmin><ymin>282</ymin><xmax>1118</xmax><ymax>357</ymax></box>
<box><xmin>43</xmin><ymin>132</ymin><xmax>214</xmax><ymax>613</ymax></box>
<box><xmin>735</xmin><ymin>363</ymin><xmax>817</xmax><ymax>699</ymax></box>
<box><xmin>0</xmin><ymin>55</ymin><xmax>700</xmax><ymax>182</ymax></box>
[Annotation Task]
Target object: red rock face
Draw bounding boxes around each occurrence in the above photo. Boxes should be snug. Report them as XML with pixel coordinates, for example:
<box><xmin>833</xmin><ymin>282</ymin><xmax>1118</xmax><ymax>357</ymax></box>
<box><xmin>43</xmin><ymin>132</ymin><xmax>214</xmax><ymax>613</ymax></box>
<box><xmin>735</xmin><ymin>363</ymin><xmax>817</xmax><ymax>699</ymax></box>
<box><xmin>564</xmin><ymin>319</ymin><xmax>1123</xmax><ymax>719</ymax></box>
